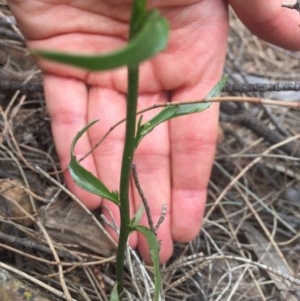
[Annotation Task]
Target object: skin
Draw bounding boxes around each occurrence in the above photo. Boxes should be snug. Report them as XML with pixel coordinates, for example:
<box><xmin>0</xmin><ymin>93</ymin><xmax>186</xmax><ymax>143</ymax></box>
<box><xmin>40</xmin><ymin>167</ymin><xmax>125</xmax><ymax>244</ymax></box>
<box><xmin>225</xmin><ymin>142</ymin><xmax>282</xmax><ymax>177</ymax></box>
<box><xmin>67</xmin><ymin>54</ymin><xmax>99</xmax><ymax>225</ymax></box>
<box><xmin>7</xmin><ymin>0</ymin><xmax>300</xmax><ymax>263</ymax></box>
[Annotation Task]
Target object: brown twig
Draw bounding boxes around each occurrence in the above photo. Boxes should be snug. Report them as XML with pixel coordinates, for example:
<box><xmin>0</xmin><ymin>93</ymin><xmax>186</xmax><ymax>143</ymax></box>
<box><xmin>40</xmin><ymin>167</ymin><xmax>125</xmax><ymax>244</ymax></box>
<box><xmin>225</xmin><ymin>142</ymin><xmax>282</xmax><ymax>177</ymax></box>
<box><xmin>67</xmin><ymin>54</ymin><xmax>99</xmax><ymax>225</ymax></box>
<box><xmin>0</xmin><ymin>262</ymin><xmax>79</xmax><ymax>301</ymax></box>
<box><xmin>221</xmin><ymin>113</ymin><xmax>300</xmax><ymax>157</ymax></box>
<box><xmin>131</xmin><ymin>163</ymin><xmax>155</xmax><ymax>232</ymax></box>
<box><xmin>223</xmin><ymin>81</ymin><xmax>300</xmax><ymax>93</ymax></box>
<box><xmin>3</xmin><ymin>74</ymin><xmax>300</xmax><ymax>95</ymax></box>
<box><xmin>206</xmin><ymin>133</ymin><xmax>300</xmax><ymax>220</ymax></box>
<box><xmin>78</xmin><ymin>95</ymin><xmax>300</xmax><ymax>164</ymax></box>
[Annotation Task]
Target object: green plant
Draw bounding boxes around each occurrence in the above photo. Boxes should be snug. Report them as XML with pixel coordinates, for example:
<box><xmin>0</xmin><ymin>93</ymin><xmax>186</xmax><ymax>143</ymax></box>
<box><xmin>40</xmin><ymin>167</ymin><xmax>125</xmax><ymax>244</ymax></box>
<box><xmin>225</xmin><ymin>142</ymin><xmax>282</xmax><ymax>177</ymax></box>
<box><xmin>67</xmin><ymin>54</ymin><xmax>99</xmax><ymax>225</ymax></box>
<box><xmin>33</xmin><ymin>0</ymin><xmax>226</xmax><ymax>300</ymax></box>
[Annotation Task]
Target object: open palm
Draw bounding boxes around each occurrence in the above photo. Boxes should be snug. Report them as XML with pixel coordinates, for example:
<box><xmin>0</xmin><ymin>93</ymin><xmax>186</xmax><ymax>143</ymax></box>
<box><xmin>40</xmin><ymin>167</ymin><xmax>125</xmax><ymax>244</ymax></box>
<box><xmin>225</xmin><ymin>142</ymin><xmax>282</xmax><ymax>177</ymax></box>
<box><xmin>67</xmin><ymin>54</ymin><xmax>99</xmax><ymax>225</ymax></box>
<box><xmin>8</xmin><ymin>0</ymin><xmax>300</xmax><ymax>262</ymax></box>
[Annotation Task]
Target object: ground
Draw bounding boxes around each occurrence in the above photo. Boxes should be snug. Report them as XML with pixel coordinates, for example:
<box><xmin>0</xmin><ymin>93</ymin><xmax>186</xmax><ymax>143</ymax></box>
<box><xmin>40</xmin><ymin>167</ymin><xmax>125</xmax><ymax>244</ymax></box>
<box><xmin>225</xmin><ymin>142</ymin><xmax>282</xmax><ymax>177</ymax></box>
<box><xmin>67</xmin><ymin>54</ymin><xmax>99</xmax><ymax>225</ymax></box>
<box><xmin>0</xmin><ymin>3</ymin><xmax>300</xmax><ymax>301</ymax></box>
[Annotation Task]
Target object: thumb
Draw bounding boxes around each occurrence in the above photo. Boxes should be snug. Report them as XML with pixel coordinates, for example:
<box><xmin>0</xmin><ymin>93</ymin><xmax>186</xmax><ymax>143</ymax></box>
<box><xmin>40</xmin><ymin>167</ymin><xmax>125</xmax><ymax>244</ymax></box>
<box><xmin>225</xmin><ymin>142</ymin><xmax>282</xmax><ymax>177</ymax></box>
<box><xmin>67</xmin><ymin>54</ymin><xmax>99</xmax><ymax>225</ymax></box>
<box><xmin>229</xmin><ymin>0</ymin><xmax>300</xmax><ymax>50</ymax></box>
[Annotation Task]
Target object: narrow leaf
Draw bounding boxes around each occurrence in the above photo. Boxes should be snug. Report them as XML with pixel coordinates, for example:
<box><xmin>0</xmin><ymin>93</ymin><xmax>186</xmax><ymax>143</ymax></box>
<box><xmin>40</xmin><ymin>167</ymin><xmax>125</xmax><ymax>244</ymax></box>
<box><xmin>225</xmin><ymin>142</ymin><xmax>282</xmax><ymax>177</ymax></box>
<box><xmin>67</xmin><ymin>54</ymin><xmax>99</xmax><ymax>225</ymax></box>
<box><xmin>133</xmin><ymin>225</ymin><xmax>161</xmax><ymax>301</ymax></box>
<box><xmin>130</xmin><ymin>205</ymin><xmax>145</xmax><ymax>227</ymax></box>
<box><xmin>32</xmin><ymin>10</ymin><xmax>168</xmax><ymax>71</ymax></box>
<box><xmin>69</xmin><ymin>120</ymin><xmax>119</xmax><ymax>205</ymax></box>
<box><xmin>135</xmin><ymin>76</ymin><xmax>227</xmax><ymax>146</ymax></box>
<box><xmin>109</xmin><ymin>284</ymin><xmax>120</xmax><ymax>301</ymax></box>
<box><xmin>205</xmin><ymin>75</ymin><xmax>228</xmax><ymax>98</ymax></box>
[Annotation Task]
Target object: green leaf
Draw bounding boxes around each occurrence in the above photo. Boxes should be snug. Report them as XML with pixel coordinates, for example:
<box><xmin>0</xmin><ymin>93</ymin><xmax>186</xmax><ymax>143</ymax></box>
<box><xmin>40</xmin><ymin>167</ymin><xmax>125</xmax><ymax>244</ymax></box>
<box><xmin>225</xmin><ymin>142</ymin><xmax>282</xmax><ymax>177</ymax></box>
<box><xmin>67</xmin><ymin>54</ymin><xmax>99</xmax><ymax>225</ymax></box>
<box><xmin>109</xmin><ymin>284</ymin><xmax>120</xmax><ymax>301</ymax></box>
<box><xmin>133</xmin><ymin>225</ymin><xmax>161</xmax><ymax>301</ymax></box>
<box><xmin>135</xmin><ymin>76</ymin><xmax>227</xmax><ymax>146</ymax></box>
<box><xmin>69</xmin><ymin>120</ymin><xmax>119</xmax><ymax>205</ymax></box>
<box><xmin>205</xmin><ymin>75</ymin><xmax>228</xmax><ymax>98</ymax></box>
<box><xmin>130</xmin><ymin>205</ymin><xmax>145</xmax><ymax>226</ymax></box>
<box><xmin>32</xmin><ymin>10</ymin><xmax>169</xmax><ymax>71</ymax></box>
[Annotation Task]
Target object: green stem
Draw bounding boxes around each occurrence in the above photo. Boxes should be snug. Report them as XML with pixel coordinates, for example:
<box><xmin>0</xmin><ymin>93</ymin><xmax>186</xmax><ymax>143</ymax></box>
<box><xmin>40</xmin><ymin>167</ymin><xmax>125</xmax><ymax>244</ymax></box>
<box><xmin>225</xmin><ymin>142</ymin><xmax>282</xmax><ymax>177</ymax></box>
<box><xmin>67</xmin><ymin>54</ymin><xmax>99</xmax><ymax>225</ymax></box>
<box><xmin>116</xmin><ymin>63</ymin><xmax>139</xmax><ymax>295</ymax></box>
<box><xmin>116</xmin><ymin>0</ymin><xmax>145</xmax><ymax>296</ymax></box>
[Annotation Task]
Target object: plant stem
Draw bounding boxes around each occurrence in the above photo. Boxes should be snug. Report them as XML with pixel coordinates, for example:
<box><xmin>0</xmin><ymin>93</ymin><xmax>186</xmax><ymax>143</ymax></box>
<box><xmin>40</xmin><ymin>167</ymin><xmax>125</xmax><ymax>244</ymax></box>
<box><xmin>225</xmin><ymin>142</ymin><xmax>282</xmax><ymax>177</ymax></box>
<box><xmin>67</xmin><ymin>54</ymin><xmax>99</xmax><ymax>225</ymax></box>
<box><xmin>116</xmin><ymin>63</ymin><xmax>139</xmax><ymax>295</ymax></box>
<box><xmin>116</xmin><ymin>0</ymin><xmax>145</xmax><ymax>295</ymax></box>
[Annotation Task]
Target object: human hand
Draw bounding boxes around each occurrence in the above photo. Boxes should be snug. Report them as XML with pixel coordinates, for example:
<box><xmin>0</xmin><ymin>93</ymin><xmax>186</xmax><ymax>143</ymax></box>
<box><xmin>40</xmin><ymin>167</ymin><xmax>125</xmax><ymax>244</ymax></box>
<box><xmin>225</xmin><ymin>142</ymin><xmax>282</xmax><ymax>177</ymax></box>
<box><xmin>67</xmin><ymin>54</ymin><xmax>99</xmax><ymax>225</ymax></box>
<box><xmin>7</xmin><ymin>0</ymin><xmax>300</xmax><ymax>263</ymax></box>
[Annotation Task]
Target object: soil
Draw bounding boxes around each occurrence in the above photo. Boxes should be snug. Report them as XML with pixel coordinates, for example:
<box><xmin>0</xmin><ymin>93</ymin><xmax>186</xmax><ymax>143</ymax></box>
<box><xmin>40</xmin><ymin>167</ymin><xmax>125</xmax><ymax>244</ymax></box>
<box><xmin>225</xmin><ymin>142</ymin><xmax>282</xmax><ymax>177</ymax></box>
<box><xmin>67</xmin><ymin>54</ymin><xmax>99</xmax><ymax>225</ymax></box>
<box><xmin>0</xmin><ymin>3</ymin><xmax>300</xmax><ymax>301</ymax></box>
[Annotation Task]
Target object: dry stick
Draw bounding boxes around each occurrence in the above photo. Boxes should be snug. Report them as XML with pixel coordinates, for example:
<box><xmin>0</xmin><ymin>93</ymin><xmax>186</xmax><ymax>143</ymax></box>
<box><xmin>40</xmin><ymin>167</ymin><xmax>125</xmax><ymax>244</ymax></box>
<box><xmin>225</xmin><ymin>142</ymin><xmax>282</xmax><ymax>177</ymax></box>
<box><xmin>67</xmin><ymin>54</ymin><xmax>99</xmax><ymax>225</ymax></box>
<box><xmin>131</xmin><ymin>163</ymin><xmax>167</xmax><ymax>235</ymax></box>
<box><xmin>35</xmin><ymin>165</ymin><xmax>117</xmax><ymax>249</ymax></box>
<box><xmin>0</xmin><ymin>190</ymin><xmax>114</xmax><ymax>265</ymax></box>
<box><xmin>0</xmin><ymin>238</ymin><xmax>77</xmax><ymax>265</ymax></box>
<box><xmin>0</xmin><ymin>79</ymin><xmax>43</xmax><ymax>92</ymax></box>
<box><xmin>78</xmin><ymin>286</ymin><xmax>94</xmax><ymax>301</ymax></box>
<box><xmin>36</xmin><ymin>219</ymin><xmax>73</xmax><ymax>301</ymax></box>
<box><xmin>205</xmin><ymin>134</ymin><xmax>300</xmax><ymax>220</ymax></box>
<box><xmin>82</xmin><ymin>269</ymin><xmax>100</xmax><ymax>301</ymax></box>
<box><xmin>0</xmin><ymin>195</ymin><xmax>71</xmax><ymax>299</ymax></box>
<box><xmin>0</xmin><ymin>147</ymin><xmax>37</xmax><ymax>212</ymax></box>
<box><xmin>205</xmin><ymin>134</ymin><xmax>300</xmax><ymax>275</ymax></box>
<box><xmin>278</xmin><ymin>231</ymin><xmax>300</xmax><ymax>246</ymax></box>
<box><xmin>100</xmin><ymin>205</ymin><xmax>119</xmax><ymax>234</ymax></box>
<box><xmin>223</xmin><ymin>81</ymin><xmax>300</xmax><ymax>93</ymax></box>
<box><xmin>221</xmin><ymin>113</ymin><xmax>300</xmax><ymax>157</ymax></box>
<box><xmin>124</xmin><ymin>248</ymin><xmax>145</xmax><ymax>300</ymax></box>
<box><xmin>47</xmin><ymin>264</ymin><xmax>78</xmax><ymax>279</ymax></box>
<box><xmin>0</xmin><ymin>239</ymin><xmax>116</xmax><ymax>268</ymax></box>
<box><xmin>3</xmin><ymin>74</ymin><xmax>300</xmax><ymax>94</ymax></box>
<box><xmin>131</xmin><ymin>163</ymin><xmax>155</xmax><ymax>232</ymax></box>
<box><xmin>235</xmin><ymin>191</ymin><xmax>293</xmax><ymax>275</ymax></box>
<box><xmin>208</xmin><ymin>254</ymin><xmax>300</xmax><ymax>286</ymax></box>
<box><xmin>188</xmin><ymin>96</ymin><xmax>299</xmax><ymax>108</ymax></box>
<box><xmin>0</xmin><ymin>262</ymin><xmax>79</xmax><ymax>301</ymax></box>
<box><xmin>0</xmin><ymin>104</ymin><xmax>37</xmax><ymax>213</ymax></box>
<box><xmin>127</xmin><ymin>247</ymin><xmax>154</xmax><ymax>296</ymax></box>
<box><xmin>0</xmin><ymin>26</ymin><xmax>23</xmax><ymax>40</ymax></box>
<box><xmin>217</xmin><ymin>202</ymin><xmax>266</xmax><ymax>298</ymax></box>
<box><xmin>166</xmin><ymin>253</ymin><xmax>300</xmax><ymax>291</ymax></box>
<box><xmin>0</xmin><ymin>184</ymin><xmax>37</xmax><ymax>225</ymax></box>
<box><xmin>213</xmin><ymin>160</ymin><xmax>298</xmax><ymax>236</ymax></box>
<box><xmin>154</xmin><ymin>204</ymin><xmax>167</xmax><ymax>234</ymax></box>
<box><xmin>79</xmin><ymin>96</ymin><xmax>300</xmax><ymax>164</ymax></box>
<box><xmin>20</xmin><ymin>143</ymin><xmax>60</xmax><ymax>179</ymax></box>
<box><xmin>3</xmin><ymin>94</ymin><xmax>46</xmax><ymax>175</ymax></box>
<box><xmin>0</xmin><ymin>177</ymin><xmax>50</xmax><ymax>203</ymax></box>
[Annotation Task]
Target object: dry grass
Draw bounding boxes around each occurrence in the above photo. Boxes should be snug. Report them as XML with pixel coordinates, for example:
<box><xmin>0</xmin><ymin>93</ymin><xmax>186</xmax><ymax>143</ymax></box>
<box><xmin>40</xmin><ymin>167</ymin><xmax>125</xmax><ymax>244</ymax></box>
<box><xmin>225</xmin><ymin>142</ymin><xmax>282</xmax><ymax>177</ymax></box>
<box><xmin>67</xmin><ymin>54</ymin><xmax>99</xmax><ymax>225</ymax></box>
<box><xmin>0</xmin><ymin>3</ymin><xmax>299</xmax><ymax>301</ymax></box>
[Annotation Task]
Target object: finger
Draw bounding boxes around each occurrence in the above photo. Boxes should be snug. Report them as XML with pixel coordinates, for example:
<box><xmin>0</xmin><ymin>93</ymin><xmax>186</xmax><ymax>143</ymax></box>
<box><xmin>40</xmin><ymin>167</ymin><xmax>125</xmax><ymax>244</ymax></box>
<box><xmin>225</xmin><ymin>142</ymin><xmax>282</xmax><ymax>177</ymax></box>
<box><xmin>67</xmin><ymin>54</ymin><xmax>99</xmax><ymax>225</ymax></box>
<box><xmin>229</xmin><ymin>0</ymin><xmax>300</xmax><ymax>50</ymax></box>
<box><xmin>170</xmin><ymin>91</ymin><xmax>219</xmax><ymax>242</ymax></box>
<box><xmin>44</xmin><ymin>74</ymin><xmax>101</xmax><ymax>209</ymax></box>
<box><xmin>132</xmin><ymin>93</ymin><xmax>172</xmax><ymax>263</ymax></box>
<box><xmin>87</xmin><ymin>87</ymin><xmax>138</xmax><ymax>246</ymax></box>
<box><xmin>169</xmin><ymin>21</ymin><xmax>228</xmax><ymax>243</ymax></box>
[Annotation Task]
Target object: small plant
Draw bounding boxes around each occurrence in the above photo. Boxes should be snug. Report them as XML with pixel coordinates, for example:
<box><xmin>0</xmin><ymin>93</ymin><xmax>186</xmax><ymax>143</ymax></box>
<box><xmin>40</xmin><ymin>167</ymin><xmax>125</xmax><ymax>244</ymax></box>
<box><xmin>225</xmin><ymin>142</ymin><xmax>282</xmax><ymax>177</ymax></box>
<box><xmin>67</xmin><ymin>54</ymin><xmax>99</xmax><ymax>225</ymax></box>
<box><xmin>33</xmin><ymin>0</ymin><xmax>226</xmax><ymax>299</ymax></box>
